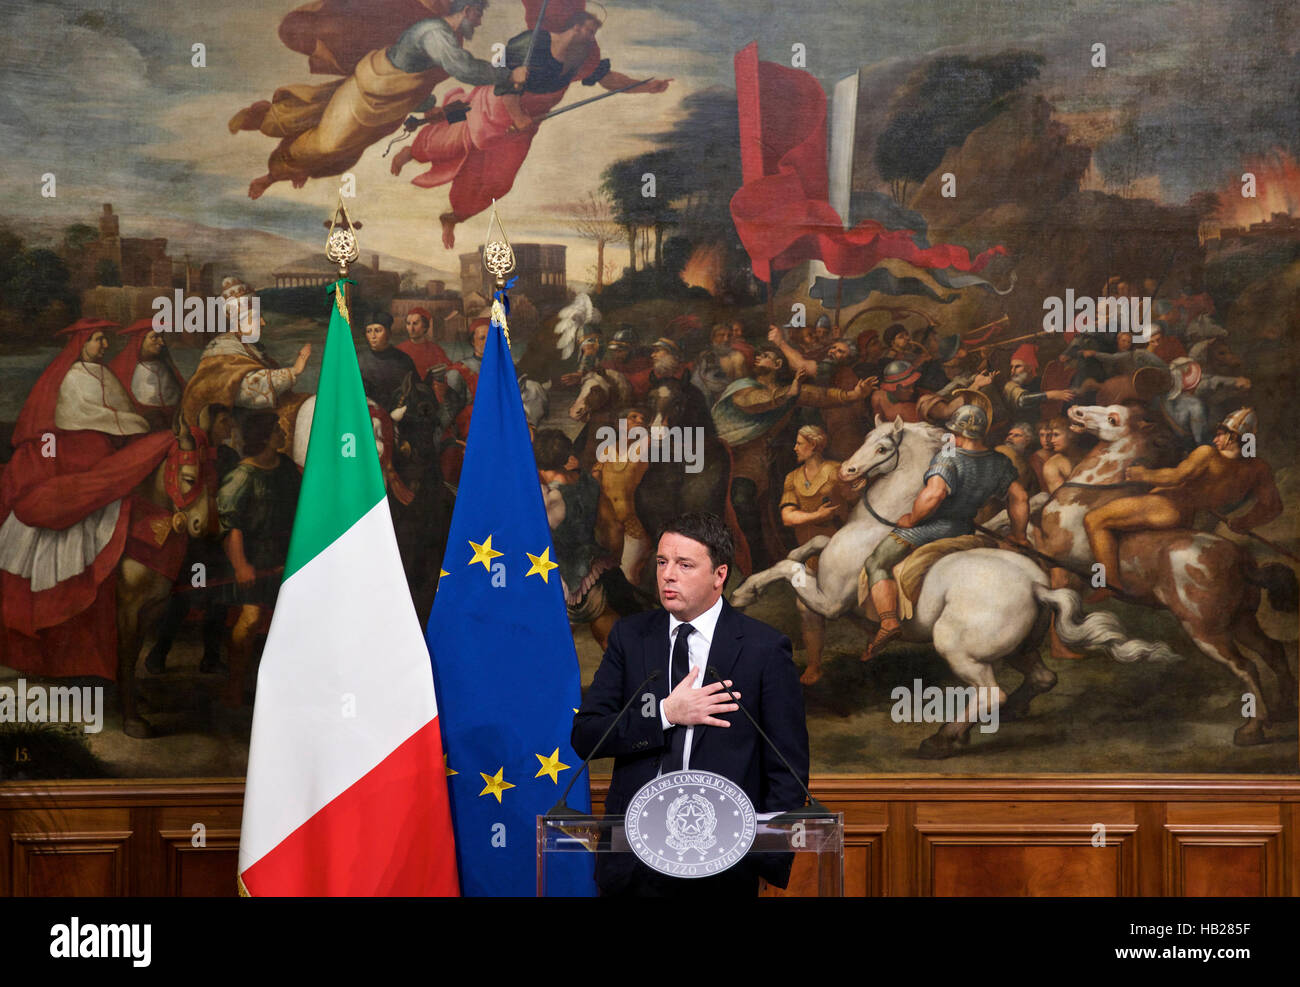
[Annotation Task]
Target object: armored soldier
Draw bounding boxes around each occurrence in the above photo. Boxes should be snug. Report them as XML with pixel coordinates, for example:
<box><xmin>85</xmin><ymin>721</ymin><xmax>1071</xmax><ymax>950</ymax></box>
<box><xmin>861</xmin><ymin>402</ymin><xmax>1029</xmax><ymax>660</ymax></box>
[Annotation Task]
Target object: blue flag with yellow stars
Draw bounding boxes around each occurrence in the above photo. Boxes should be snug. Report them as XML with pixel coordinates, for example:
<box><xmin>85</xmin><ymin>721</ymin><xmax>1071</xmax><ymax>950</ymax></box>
<box><xmin>426</xmin><ymin>292</ymin><xmax>594</xmax><ymax>897</ymax></box>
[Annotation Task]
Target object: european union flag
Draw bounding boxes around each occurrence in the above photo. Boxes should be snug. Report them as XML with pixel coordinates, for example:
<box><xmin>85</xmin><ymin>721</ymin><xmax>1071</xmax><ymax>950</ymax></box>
<box><xmin>426</xmin><ymin>293</ymin><xmax>594</xmax><ymax>897</ymax></box>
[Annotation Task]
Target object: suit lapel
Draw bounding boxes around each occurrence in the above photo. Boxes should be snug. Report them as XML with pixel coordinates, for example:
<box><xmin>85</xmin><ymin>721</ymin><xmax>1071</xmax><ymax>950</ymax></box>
<box><xmin>689</xmin><ymin>601</ymin><xmax>744</xmax><ymax>763</ymax></box>
<box><xmin>641</xmin><ymin>609</ymin><xmax>672</xmax><ymax>706</ymax></box>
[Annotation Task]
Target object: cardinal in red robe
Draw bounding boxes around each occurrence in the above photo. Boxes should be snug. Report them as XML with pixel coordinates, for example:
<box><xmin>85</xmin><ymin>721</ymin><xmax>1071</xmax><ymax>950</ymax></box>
<box><xmin>0</xmin><ymin>320</ymin><xmax>175</xmax><ymax>679</ymax></box>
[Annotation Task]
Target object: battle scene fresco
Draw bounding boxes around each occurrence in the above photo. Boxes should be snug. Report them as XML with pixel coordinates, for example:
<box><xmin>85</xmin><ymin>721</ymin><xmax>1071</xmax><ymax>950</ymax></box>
<box><xmin>0</xmin><ymin>0</ymin><xmax>1297</xmax><ymax>777</ymax></box>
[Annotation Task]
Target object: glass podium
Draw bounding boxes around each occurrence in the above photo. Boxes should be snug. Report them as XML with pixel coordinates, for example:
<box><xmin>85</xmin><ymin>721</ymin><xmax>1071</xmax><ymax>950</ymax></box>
<box><xmin>537</xmin><ymin>810</ymin><xmax>844</xmax><ymax>896</ymax></box>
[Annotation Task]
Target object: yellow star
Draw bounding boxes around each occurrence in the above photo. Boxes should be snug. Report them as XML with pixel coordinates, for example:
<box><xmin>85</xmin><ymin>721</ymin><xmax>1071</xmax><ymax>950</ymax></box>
<box><xmin>439</xmin><ymin>568</ymin><xmax>449</xmax><ymax>579</ymax></box>
<box><xmin>444</xmin><ymin>754</ymin><xmax>457</xmax><ymax>777</ymax></box>
<box><xmin>467</xmin><ymin>535</ymin><xmax>503</xmax><ymax>571</ymax></box>
<box><xmin>478</xmin><ymin>767</ymin><xmax>515</xmax><ymax>803</ymax></box>
<box><xmin>534</xmin><ymin>748</ymin><xmax>570</xmax><ymax>784</ymax></box>
<box><xmin>525</xmin><ymin>547</ymin><xmax>559</xmax><ymax>583</ymax></box>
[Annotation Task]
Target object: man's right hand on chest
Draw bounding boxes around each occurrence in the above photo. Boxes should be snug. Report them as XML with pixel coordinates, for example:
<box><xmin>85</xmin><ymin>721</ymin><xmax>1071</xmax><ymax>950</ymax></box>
<box><xmin>661</xmin><ymin>670</ymin><xmax>740</xmax><ymax>728</ymax></box>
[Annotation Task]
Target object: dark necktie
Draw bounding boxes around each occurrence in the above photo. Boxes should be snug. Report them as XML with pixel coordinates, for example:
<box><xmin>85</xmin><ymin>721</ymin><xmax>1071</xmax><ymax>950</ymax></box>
<box><xmin>671</xmin><ymin>623</ymin><xmax>694</xmax><ymax>687</ymax></box>
<box><xmin>665</xmin><ymin>624</ymin><xmax>694</xmax><ymax>771</ymax></box>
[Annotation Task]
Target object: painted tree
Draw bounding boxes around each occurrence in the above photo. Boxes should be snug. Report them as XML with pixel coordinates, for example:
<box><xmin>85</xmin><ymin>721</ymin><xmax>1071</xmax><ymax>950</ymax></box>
<box><xmin>569</xmin><ymin>190</ymin><xmax>620</xmax><ymax>291</ymax></box>
<box><xmin>876</xmin><ymin>51</ymin><xmax>1044</xmax><ymax>204</ymax></box>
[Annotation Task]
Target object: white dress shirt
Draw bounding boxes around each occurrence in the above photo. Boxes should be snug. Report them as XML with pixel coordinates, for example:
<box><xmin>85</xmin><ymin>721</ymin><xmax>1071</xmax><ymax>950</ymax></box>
<box><xmin>660</xmin><ymin>595</ymin><xmax>725</xmax><ymax>771</ymax></box>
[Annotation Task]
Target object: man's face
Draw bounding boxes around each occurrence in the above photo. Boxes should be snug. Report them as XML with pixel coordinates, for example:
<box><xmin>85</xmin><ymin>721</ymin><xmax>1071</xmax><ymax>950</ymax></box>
<box><xmin>1010</xmin><ymin>359</ymin><xmax>1032</xmax><ymax>384</ymax></box>
<box><xmin>574</xmin><ymin>16</ymin><xmax>600</xmax><ymax>43</ymax></box>
<box><xmin>828</xmin><ymin>341</ymin><xmax>851</xmax><ymax>362</ymax></box>
<box><xmin>606</xmin><ymin>342</ymin><xmax>628</xmax><ymax>364</ymax></box>
<box><xmin>580</xmin><ymin>337</ymin><xmax>601</xmax><ymax>358</ymax></box>
<box><xmin>793</xmin><ymin>434</ymin><xmax>815</xmax><ymax>462</ymax></box>
<box><xmin>712</xmin><ymin>327</ymin><xmax>731</xmax><ymax>350</ymax></box>
<box><xmin>141</xmin><ymin>332</ymin><xmax>166</xmax><ymax>360</ymax></box>
<box><xmin>1212</xmin><ymin>428</ymin><xmax>1241</xmax><ymax>457</ymax></box>
<box><xmin>809</xmin><ymin>324</ymin><xmax>829</xmax><ymax>346</ymax></box>
<box><xmin>406</xmin><ymin>313</ymin><xmax>429</xmax><ymax>341</ymax></box>
<box><xmin>893</xmin><ymin>384</ymin><xmax>915</xmax><ymax>402</ymax></box>
<box><xmin>1116</xmin><ymin>332</ymin><xmax>1132</xmax><ymax>352</ymax></box>
<box><xmin>651</xmin><ymin>348</ymin><xmax>679</xmax><ymax>375</ymax></box>
<box><xmin>365</xmin><ymin>323</ymin><xmax>390</xmax><ymax>351</ymax></box>
<box><xmin>1005</xmin><ymin>427</ymin><xmax>1031</xmax><ymax>452</ymax></box>
<box><xmin>656</xmin><ymin>532</ymin><xmax>726</xmax><ymax>621</ymax></box>
<box><xmin>472</xmin><ymin>323</ymin><xmax>489</xmax><ymax>357</ymax></box>
<box><xmin>891</xmin><ymin>330</ymin><xmax>910</xmax><ymax>352</ymax></box>
<box><xmin>81</xmin><ymin>330</ymin><xmax>109</xmax><ymax>362</ymax></box>
<box><xmin>626</xmin><ymin>409</ymin><xmax>646</xmax><ymax>430</ymax></box>
<box><xmin>459</xmin><ymin>4</ymin><xmax>483</xmax><ymax>38</ymax></box>
<box><xmin>754</xmin><ymin>349</ymin><xmax>781</xmax><ymax>373</ymax></box>
<box><xmin>730</xmin><ymin>322</ymin><xmax>745</xmax><ymax>342</ymax></box>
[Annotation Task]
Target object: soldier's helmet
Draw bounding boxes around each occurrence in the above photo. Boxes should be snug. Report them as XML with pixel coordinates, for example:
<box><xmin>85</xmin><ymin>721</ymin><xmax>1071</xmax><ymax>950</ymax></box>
<box><xmin>610</xmin><ymin>327</ymin><xmax>639</xmax><ymax>348</ymax></box>
<box><xmin>1218</xmin><ymin>407</ymin><xmax>1257</xmax><ymax>438</ymax></box>
<box><xmin>944</xmin><ymin>402</ymin><xmax>990</xmax><ymax>441</ymax></box>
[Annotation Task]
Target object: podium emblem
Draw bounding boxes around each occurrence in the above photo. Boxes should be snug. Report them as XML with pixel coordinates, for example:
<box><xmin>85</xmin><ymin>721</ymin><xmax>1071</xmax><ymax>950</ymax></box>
<box><xmin>624</xmin><ymin>770</ymin><xmax>756</xmax><ymax>878</ymax></box>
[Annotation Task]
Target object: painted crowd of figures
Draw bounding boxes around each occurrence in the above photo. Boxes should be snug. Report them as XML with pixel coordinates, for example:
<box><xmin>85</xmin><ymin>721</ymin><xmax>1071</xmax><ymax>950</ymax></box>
<box><xmin>0</xmin><ymin>271</ymin><xmax>1293</xmax><ymax>757</ymax></box>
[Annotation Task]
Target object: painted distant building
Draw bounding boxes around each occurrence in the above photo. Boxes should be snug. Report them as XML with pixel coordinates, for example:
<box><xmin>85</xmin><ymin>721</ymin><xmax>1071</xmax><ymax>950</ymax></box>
<box><xmin>71</xmin><ymin>203</ymin><xmax>173</xmax><ymax>289</ymax></box>
<box><xmin>460</xmin><ymin>243</ymin><xmax>567</xmax><ymax>307</ymax></box>
<box><xmin>272</xmin><ymin>254</ymin><xmax>400</xmax><ymax>296</ymax></box>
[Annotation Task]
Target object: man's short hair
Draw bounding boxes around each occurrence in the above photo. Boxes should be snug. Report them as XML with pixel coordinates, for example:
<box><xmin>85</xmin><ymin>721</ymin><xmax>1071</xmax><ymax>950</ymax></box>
<box><xmin>533</xmin><ymin>428</ymin><xmax>573</xmax><ymax>472</ymax></box>
<box><xmin>884</xmin><ymin>323</ymin><xmax>909</xmax><ymax>347</ymax></box>
<box><xmin>241</xmin><ymin>410</ymin><xmax>282</xmax><ymax>457</ymax></box>
<box><xmin>659</xmin><ymin>512</ymin><xmax>734</xmax><ymax>572</ymax></box>
<box><xmin>563</xmin><ymin>9</ymin><xmax>601</xmax><ymax>29</ymax></box>
<box><xmin>754</xmin><ymin>342</ymin><xmax>785</xmax><ymax>366</ymax></box>
<box><xmin>408</xmin><ymin>306</ymin><xmax>432</xmax><ymax>326</ymax></box>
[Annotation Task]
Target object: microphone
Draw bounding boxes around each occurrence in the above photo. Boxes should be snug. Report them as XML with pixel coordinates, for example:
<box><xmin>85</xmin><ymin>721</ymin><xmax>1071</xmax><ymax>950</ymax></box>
<box><xmin>546</xmin><ymin>669</ymin><xmax>662</xmax><ymax>819</ymax></box>
<box><xmin>706</xmin><ymin>666</ymin><xmax>832</xmax><ymax>821</ymax></box>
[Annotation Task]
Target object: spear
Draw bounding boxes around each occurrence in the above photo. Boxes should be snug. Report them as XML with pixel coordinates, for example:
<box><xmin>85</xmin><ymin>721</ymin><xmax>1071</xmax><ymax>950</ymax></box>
<box><xmin>528</xmin><ymin>78</ymin><xmax>657</xmax><ymax>125</ymax></box>
<box><xmin>1209</xmin><ymin>511</ymin><xmax>1300</xmax><ymax>564</ymax></box>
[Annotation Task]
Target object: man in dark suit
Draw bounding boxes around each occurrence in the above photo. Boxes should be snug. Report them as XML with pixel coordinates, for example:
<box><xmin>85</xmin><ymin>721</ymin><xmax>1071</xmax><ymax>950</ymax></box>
<box><xmin>572</xmin><ymin>511</ymin><xmax>810</xmax><ymax>896</ymax></box>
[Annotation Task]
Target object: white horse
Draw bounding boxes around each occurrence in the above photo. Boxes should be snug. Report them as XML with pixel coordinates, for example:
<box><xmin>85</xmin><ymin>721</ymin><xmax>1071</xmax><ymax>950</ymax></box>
<box><xmin>731</xmin><ymin>415</ymin><xmax>1178</xmax><ymax>757</ymax></box>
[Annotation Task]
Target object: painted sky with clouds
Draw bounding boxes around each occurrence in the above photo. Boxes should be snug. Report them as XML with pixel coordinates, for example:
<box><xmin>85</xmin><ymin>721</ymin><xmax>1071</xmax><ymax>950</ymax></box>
<box><xmin>1</xmin><ymin>0</ymin><xmax>1295</xmax><ymax>280</ymax></box>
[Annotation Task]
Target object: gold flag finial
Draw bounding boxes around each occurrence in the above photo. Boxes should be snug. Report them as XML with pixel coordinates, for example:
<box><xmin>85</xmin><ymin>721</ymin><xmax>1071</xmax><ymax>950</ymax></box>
<box><xmin>325</xmin><ymin>197</ymin><xmax>361</xmax><ymax>278</ymax></box>
<box><xmin>482</xmin><ymin>199</ymin><xmax>515</xmax><ymax>289</ymax></box>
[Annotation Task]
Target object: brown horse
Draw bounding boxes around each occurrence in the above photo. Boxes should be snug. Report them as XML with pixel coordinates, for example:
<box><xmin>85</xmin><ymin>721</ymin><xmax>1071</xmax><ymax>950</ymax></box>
<box><xmin>115</xmin><ymin>420</ymin><xmax>217</xmax><ymax>738</ymax></box>
<box><xmin>1034</xmin><ymin>403</ymin><xmax>1297</xmax><ymax>744</ymax></box>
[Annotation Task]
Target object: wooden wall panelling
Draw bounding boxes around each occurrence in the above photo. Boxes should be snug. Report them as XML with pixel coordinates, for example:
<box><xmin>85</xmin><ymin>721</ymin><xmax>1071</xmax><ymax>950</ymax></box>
<box><xmin>0</xmin><ymin>777</ymin><xmax>1296</xmax><ymax>896</ymax></box>
<box><xmin>914</xmin><ymin>801</ymin><xmax>1139</xmax><ymax>896</ymax></box>
<box><xmin>1162</xmin><ymin>802</ymin><xmax>1283</xmax><ymax>896</ymax></box>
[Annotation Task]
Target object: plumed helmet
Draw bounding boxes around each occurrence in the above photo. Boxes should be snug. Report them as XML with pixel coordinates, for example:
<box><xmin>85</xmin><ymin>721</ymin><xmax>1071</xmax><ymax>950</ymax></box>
<box><xmin>945</xmin><ymin>402</ymin><xmax>989</xmax><ymax>440</ymax></box>
<box><xmin>1218</xmin><ymin>407</ymin><xmax>1257</xmax><ymax>438</ymax></box>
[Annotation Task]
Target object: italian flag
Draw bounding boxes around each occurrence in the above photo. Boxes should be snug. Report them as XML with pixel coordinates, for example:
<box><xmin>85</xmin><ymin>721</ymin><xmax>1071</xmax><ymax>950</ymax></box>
<box><xmin>238</xmin><ymin>284</ymin><xmax>458</xmax><ymax>896</ymax></box>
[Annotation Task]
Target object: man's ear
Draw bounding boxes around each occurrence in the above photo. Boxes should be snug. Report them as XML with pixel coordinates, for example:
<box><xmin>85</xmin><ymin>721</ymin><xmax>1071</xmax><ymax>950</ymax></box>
<box><xmin>715</xmin><ymin>563</ymin><xmax>728</xmax><ymax>588</ymax></box>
